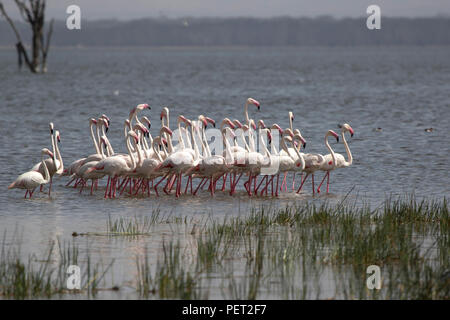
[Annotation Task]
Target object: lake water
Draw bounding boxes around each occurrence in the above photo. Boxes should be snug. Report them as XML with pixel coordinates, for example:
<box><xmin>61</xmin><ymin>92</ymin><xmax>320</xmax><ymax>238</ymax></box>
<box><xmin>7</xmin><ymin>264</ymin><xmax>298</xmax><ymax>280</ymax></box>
<box><xmin>0</xmin><ymin>46</ymin><xmax>449</xmax><ymax>298</ymax></box>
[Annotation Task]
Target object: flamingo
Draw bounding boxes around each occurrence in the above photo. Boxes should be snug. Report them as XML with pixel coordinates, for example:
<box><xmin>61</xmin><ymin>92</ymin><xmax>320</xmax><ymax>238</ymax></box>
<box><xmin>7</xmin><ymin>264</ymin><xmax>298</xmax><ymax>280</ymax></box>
<box><xmin>296</xmin><ymin>130</ymin><xmax>339</xmax><ymax>195</ymax></box>
<box><xmin>154</xmin><ymin>121</ymin><xmax>200</xmax><ymax>197</ymax></box>
<box><xmin>316</xmin><ymin>124</ymin><xmax>354</xmax><ymax>194</ymax></box>
<box><xmin>87</xmin><ymin>130</ymin><xmax>140</xmax><ymax>198</ymax></box>
<box><xmin>187</xmin><ymin>126</ymin><xmax>235</xmax><ymax>196</ymax></box>
<box><xmin>31</xmin><ymin>123</ymin><xmax>64</xmax><ymax>196</ymax></box>
<box><xmin>9</xmin><ymin>148</ymin><xmax>54</xmax><ymax>198</ymax></box>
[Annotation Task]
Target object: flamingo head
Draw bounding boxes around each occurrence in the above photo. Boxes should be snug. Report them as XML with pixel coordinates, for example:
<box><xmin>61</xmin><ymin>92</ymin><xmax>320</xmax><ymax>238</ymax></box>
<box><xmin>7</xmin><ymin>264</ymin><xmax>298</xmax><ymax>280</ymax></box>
<box><xmin>222</xmin><ymin>127</ymin><xmax>236</xmax><ymax>139</ymax></box>
<box><xmin>289</xmin><ymin>111</ymin><xmax>294</xmax><ymax>122</ymax></box>
<box><xmin>250</xmin><ymin>120</ymin><xmax>257</xmax><ymax>131</ymax></box>
<box><xmin>160</xmin><ymin>107</ymin><xmax>169</xmax><ymax>121</ymax></box>
<box><xmin>55</xmin><ymin>130</ymin><xmax>61</xmax><ymax>144</ymax></box>
<box><xmin>226</xmin><ymin>118</ymin><xmax>235</xmax><ymax>129</ymax></box>
<box><xmin>128</xmin><ymin>130</ymin><xmax>140</xmax><ymax>145</ymax></box>
<box><xmin>205</xmin><ymin>117</ymin><xmax>215</xmax><ymax>128</ymax></box>
<box><xmin>99</xmin><ymin>118</ymin><xmax>109</xmax><ymax>133</ymax></box>
<box><xmin>271</xmin><ymin>124</ymin><xmax>283</xmax><ymax>136</ymax></box>
<box><xmin>247</xmin><ymin>98</ymin><xmax>260</xmax><ymax>110</ymax></box>
<box><xmin>342</xmin><ymin>123</ymin><xmax>354</xmax><ymax>137</ymax></box>
<box><xmin>257</xmin><ymin>119</ymin><xmax>266</xmax><ymax>129</ymax></box>
<box><xmin>137</xmin><ymin>103</ymin><xmax>150</xmax><ymax>111</ymax></box>
<box><xmin>284</xmin><ymin>128</ymin><xmax>294</xmax><ymax>138</ymax></box>
<box><xmin>134</xmin><ymin>123</ymin><xmax>149</xmax><ymax>137</ymax></box>
<box><xmin>294</xmin><ymin>134</ymin><xmax>306</xmax><ymax>149</ymax></box>
<box><xmin>160</xmin><ymin>126</ymin><xmax>173</xmax><ymax>137</ymax></box>
<box><xmin>141</xmin><ymin>116</ymin><xmax>151</xmax><ymax>129</ymax></box>
<box><xmin>221</xmin><ymin>118</ymin><xmax>235</xmax><ymax>129</ymax></box>
<box><xmin>49</xmin><ymin>122</ymin><xmax>54</xmax><ymax>135</ymax></box>
<box><xmin>90</xmin><ymin>118</ymin><xmax>97</xmax><ymax>126</ymax></box>
<box><xmin>233</xmin><ymin>119</ymin><xmax>243</xmax><ymax>129</ymax></box>
<box><xmin>101</xmin><ymin>114</ymin><xmax>111</xmax><ymax>126</ymax></box>
<box><xmin>328</xmin><ymin>130</ymin><xmax>340</xmax><ymax>142</ymax></box>
<box><xmin>42</xmin><ymin>148</ymin><xmax>53</xmax><ymax>158</ymax></box>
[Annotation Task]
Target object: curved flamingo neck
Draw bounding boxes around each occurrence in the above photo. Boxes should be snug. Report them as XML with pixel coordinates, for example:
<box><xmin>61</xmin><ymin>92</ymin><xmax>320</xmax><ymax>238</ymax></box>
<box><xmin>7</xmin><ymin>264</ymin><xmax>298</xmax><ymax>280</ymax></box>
<box><xmin>341</xmin><ymin>129</ymin><xmax>353</xmax><ymax>166</ymax></box>
<box><xmin>190</xmin><ymin>124</ymin><xmax>200</xmax><ymax>160</ymax></box>
<box><xmin>280</xmin><ymin>135</ymin><xmax>291</xmax><ymax>156</ymax></box>
<box><xmin>259</xmin><ymin>130</ymin><xmax>271</xmax><ymax>158</ymax></box>
<box><xmin>200</xmin><ymin>124</ymin><xmax>211</xmax><ymax>157</ymax></box>
<box><xmin>248</xmin><ymin>124</ymin><xmax>256</xmax><ymax>152</ymax></box>
<box><xmin>125</xmin><ymin>135</ymin><xmax>137</xmax><ymax>170</ymax></box>
<box><xmin>153</xmin><ymin>138</ymin><xmax>163</xmax><ymax>162</ymax></box>
<box><xmin>222</xmin><ymin>130</ymin><xmax>234</xmax><ymax>163</ymax></box>
<box><xmin>41</xmin><ymin>152</ymin><xmax>50</xmax><ymax>183</ymax></box>
<box><xmin>325</xmin><ymin>133</ymin><xmax>337</xmax><ymax>167</ymax></box>
<box><xmin>177</xmin><ymin>119</ymin><xmax>186</xmax><ymax>150</ymax></box>
<box><xmin>244</xmin><ymin>100</ymin><xmax>249</xmax><ymax>125</ymax></box>
<box><xmin>90</xmin><ymin>122</ymin><xmax>100</xmax><ymax>154</ymax></box>
<box><xmin>291</xmin><ymin>140</ymin><xmax>305</xmax><ymax>170</ymax></box>
<box><xmin>53</xmin><ymin>134</ymin><xmax>64</xmax><ymax>174</ymax></box>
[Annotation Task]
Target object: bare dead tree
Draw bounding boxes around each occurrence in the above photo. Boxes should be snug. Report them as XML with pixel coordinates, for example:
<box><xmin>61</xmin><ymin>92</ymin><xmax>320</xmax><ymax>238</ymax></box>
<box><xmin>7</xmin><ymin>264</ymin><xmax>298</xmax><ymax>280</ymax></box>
<box><xmin>0</xmin><ymin>0</ymin><xmax>54</xmax><ymax>73</ymax></box>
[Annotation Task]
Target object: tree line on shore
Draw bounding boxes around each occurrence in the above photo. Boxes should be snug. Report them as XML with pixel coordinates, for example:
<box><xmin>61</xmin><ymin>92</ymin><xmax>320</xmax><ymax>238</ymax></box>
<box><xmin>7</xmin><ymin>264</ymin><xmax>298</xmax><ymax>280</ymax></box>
<box><xmin>1</xmin><ymin>16</ymin><xmax>450</xmax><ymax>47</ymax></box>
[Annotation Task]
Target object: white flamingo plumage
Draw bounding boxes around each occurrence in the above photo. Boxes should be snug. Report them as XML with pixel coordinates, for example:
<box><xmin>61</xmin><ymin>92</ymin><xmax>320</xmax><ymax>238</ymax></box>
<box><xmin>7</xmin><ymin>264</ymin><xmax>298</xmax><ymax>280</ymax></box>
<box><xmin>9</xmin><ymin>148</ymin><xmax>54</xmax><ymax>198</ymax></box>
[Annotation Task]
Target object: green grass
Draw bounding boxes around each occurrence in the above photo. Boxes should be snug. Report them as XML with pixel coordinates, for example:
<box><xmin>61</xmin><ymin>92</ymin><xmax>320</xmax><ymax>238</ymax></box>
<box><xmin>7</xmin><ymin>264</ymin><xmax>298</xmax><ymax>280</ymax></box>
<box><xmin>0</xmin><ymin>234</ymin><xmax>115</xmax><ymax>299</ymax></box>
<box><xmin>133</xmin><ymin>195</ymin><xmax>448</xmax><ymax>299</ymax></box>
<box><xmin>1</xmin><ymin>195</ymin><xmax>448</xmax><ymax>299</ymax></box>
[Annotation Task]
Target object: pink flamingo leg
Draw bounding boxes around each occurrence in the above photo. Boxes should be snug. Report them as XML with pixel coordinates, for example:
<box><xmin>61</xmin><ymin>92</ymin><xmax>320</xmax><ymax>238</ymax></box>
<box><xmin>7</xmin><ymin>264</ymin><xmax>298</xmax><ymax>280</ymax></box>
<box><xmin>255</xmin><ymin>175</ymin><xmax>267</xmax><ymax>194</ymax></box>
<box><xmin>311</xmin><ymin>174</ymin><xmax>315</xmax><ymax>195</ymax></box>
<box><xmin>221</xmin><ymin>173</ymin><xmax>228</xmax><ymax>191</ymax></box>
<box><xmin>193</xmin><ymin>177</ymin><xmax>206</xmax><ymax>195</ymax></box>
<box><xmin>296</xmin><ymin>173</ymin><xmax>309</xmax><ymax>194</ymax></box>
<box><xmin>66</xmin><ymin>176</ymin><xmax>76</xmax><ymax>186</ymax></box>
<box><xmin>275</xmin><ymin>174</ymin><xmax>280</xmax><ymax>197</ymax></box>
<box><xmin>104</xmin><ymin>177</ymin><xmax>110</xmax><ymax>198</ymax></box>
<box><xmin>154</xmin><ymin>173</ymin><xmax>169</xmax><ymax>196</ymax></box>
<box><xmin>317</xmin><ymin>172</ymin><xmax>328</xmax><ymax>194</ymax></box>
<box><xmin>48</xmin><ymin>177</ymin><xmax>52</xmax><ymax>196</ymax></box>
<box><xmin>327</xmin><ymin>172</ymin><xmax>330</xmax><ymax>193</ymax></box>
<box><xmin>280</xmin><ymin>172</ymin><xmax>287</xmax><ymax>192</ymax></box>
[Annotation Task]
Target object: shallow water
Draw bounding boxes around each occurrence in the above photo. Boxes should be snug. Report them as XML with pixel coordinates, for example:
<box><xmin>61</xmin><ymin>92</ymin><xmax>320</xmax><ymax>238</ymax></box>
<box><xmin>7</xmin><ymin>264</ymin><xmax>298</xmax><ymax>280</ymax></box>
<box><xmin>0</xmin><ymin>46</ymin><xmax>449</xmax><ymax>298</ymax></box>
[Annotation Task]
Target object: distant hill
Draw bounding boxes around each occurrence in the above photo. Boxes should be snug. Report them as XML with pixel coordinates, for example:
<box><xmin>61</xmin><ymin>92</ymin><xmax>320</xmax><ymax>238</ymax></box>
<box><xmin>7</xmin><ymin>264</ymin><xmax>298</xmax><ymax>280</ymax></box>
<box><xmin>1</xmin><ymin>16</ymin><xmax>450</xmax><ymax>46</ymax></box>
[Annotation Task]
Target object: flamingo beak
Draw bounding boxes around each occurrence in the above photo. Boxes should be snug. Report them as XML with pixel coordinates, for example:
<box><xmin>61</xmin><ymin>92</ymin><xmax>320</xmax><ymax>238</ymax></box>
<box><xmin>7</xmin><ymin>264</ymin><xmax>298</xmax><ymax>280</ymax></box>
<box><xmin>206</xmin><ymin>117</ymin><xmax>215</xmax><ymax>127</ymax></box>
<box><xmin>350</xmin><ymin>128</ymin><xmax>354</xmax><ymax>137</ymax></box>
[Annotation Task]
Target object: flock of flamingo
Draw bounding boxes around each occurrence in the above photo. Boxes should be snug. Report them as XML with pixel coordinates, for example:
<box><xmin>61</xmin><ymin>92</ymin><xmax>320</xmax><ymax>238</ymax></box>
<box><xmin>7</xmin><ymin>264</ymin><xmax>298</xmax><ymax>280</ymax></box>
<box><xmin>8</xmin><ymin>98</ymin><xmax>354</xmax><ymax>199</ymax></box>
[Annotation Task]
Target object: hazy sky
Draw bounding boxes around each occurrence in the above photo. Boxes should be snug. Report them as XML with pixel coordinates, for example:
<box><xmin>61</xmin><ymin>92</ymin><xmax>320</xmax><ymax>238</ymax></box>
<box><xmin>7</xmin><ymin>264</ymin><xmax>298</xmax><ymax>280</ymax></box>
<box><xmin>2</xmin><ymin>0</ymin><xmax>450</xmax><ymax>20</ymax></box>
